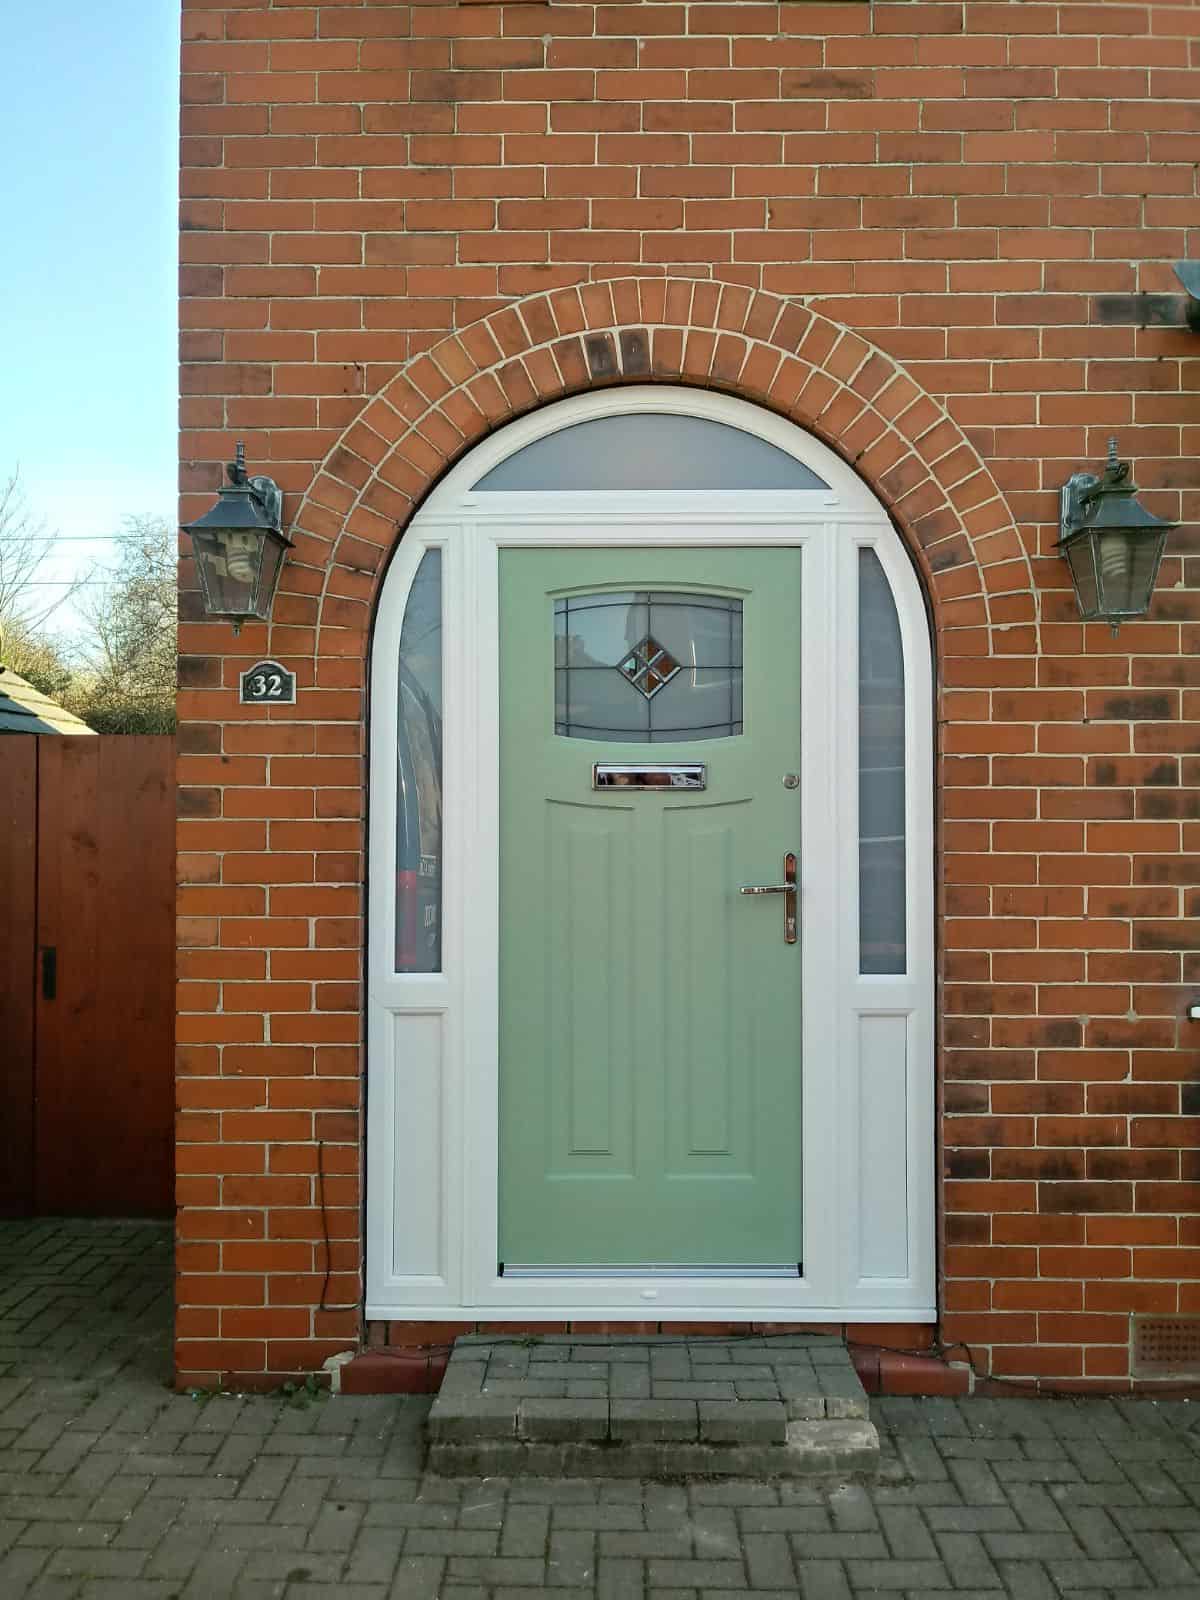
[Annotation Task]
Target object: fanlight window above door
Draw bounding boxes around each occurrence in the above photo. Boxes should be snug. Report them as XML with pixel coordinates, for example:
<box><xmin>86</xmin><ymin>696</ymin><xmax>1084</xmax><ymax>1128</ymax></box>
<box><xmin>555</xmin><ymin>591</ymin><xmax>743</xmax><ymax>743</ymax></box>
<box><xmin>472</xmin><ymin>413</ymin><xmax>829</xmax><ymax>492</ymax></box>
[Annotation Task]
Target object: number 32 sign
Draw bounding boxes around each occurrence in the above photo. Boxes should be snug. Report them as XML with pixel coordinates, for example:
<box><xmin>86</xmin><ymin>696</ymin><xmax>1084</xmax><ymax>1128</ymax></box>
<box><xmin>239</xmin><ymin>659</ymin><xmax>297</xmax><ymax>706</ymax></box>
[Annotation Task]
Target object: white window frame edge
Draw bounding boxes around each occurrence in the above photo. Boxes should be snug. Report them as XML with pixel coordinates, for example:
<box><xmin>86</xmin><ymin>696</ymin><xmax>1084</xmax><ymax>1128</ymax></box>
<box><xmin>366</xmin><ymin>386</ymin><xmax>936</xmax><ymax>1322</ymax></box>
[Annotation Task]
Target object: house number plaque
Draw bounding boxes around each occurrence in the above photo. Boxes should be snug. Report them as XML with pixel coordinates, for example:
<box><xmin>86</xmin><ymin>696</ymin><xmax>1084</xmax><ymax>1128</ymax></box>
<box><xmin>239</xmin><ymin>659</ymin><xmax>297</xmax><ymax>705</ymax></box>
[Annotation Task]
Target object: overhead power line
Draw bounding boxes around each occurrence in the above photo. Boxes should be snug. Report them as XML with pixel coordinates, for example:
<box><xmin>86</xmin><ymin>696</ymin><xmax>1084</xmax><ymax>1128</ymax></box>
<box><xmin>10</xmin><ymin>533</ymin><xmax>170</xmax><ymax>543</ymax></box>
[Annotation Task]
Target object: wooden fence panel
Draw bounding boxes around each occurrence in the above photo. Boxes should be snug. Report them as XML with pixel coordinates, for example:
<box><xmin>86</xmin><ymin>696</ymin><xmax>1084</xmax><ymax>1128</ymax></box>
<box><xmin>0</xmin><ymin>740</ymin><xmax>38</xmax><ymax>1217</ymax></box>
<box><xmin>35</xmin><ymin>736</ymin><xmax>175</xmax><ymax>1216</ymax></box>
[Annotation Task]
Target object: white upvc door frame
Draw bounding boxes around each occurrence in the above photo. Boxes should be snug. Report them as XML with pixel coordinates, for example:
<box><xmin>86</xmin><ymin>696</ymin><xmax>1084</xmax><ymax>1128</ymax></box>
<box><xmin>366</xmin><ymin>386</ymin><xmax>936</xmax><ymax>1323</ymax></box>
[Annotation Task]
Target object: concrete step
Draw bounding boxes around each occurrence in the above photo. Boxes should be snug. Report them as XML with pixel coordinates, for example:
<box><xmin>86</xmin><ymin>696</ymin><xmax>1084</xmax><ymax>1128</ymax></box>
<box><xmin>427</xmin><ymin>1333</ymin><xmax>880</xmax><ymax>1478</ymax></box>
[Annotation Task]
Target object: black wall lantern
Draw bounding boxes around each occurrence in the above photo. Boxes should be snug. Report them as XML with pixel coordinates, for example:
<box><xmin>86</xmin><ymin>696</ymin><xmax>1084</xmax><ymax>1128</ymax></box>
<box><xmin>184</xmin><ymin>443</ymin><xmax>291</xmax><ymax>632</ymax></box>
<box><xmin>1057</xmin><ymin>438</ymin><xmax>1177</xmax><ymax>634</ymax></box>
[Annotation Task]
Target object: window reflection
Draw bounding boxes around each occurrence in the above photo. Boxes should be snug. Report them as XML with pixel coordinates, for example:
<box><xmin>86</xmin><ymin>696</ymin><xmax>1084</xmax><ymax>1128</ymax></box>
<box><xmin>396</xmin><ymin>550</ymin><xmax>442</xmax><ymax>972</ymax></box>
<box><xmin>554</xmin><ymin>591</ymin><xmax>743</xmax><ymax>743</ymax></box>
<box><xmin>858</xmin><ymin>549</ymin><xmax>905</xmax><ymax>974</ymax></box>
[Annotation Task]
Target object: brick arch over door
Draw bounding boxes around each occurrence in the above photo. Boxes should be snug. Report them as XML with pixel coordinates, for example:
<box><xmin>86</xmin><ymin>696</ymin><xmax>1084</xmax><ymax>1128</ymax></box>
<box><xmin>284</xmin><ymin>277</ymin><xmax>1035</xmax><ymax>662</ymax></box>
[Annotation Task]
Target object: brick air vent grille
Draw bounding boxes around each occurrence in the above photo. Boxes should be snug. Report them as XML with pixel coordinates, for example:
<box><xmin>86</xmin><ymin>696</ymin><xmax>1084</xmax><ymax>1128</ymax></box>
<box><xmin>1132</xmin><ymin>1317</ymin><xmax>1200</xmax><ymax>1377</ymax></box>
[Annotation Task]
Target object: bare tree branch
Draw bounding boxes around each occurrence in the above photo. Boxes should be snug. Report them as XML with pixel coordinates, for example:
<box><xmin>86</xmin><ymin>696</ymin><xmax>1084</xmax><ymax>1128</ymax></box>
<box><xmin>71</xmin><ymin>515</ymin><xmax>177</xmax><ymax>732</ymax></box>
<box><xmin>0</xmin><ymin>469</ymin><xmax>88</xmax><ymax>658</ymax></box>
<box><xmin>2</xmin><ymin>500</ymin><xmax>177</xmax><ymax>734</ymax></box>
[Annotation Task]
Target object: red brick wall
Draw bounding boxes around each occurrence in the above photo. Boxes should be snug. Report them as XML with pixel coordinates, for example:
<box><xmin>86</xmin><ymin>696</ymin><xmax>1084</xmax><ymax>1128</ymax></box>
<box><xmin>177</xmin><ymin>0</ymin><xmax>1200</xmax><ymax>1392</ymax></box>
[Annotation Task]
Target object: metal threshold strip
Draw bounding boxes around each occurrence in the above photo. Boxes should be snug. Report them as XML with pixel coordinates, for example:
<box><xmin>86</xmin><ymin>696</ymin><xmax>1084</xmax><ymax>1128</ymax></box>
<box><xmin>500</xmin><ymin>1264</ymin><xmax>801</xmax><ymax>1279</ymax></box>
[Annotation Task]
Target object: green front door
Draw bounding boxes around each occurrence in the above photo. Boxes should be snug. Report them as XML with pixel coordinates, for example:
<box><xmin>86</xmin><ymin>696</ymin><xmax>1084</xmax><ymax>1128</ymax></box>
<box><xmin>499</xmin><ymin>547</ymin><xmax>803</xmax><ymax>1269</ymax></box>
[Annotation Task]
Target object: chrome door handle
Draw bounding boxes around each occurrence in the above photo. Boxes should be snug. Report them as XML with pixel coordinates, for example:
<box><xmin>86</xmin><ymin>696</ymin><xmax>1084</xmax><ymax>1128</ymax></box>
<box><xmin>739</xmin><ymin>852</ymin><xmax>797</xmax><ymax>944</ymax></box>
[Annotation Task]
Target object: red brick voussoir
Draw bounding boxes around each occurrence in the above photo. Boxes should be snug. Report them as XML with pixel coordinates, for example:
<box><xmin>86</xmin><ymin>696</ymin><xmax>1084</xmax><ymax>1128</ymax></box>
<box><xmin>293</xmin><ymin>279</ymin><xmax>1028</xmax><ymax>663</ymax></box>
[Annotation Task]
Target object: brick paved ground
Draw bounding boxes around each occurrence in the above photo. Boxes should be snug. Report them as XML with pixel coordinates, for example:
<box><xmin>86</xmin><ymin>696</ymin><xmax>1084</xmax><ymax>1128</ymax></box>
<box><xmin>3</xmin><ymin>1221</ymin><xmax>1200</xmax><ymax>1598</ymax></box>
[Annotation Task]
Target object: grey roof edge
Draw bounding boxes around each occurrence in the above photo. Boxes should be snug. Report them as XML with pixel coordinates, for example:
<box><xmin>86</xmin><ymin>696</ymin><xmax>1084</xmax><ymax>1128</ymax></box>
<box><xmin>0</xmin><ymin>668</ymin><xmax>96</xmax><ymax>735</ymax></box>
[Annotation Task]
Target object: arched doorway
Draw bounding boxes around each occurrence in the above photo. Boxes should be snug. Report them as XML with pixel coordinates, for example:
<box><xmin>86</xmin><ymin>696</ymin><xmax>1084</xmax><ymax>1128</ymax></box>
<box><xmin>366</xmin><ymin>386</ymin><xmax>935</xmax><ymax>1323</ymax></box>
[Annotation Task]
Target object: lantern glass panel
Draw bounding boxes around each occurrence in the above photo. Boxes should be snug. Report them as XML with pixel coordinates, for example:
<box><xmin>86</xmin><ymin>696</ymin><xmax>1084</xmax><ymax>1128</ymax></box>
<box><xmin>1063</xmin><ymin>536</ymin><xmax>1100</xmax><ymax>618</ymax></box>
<box><xmin>192</xmin><ymin>528</ymin><xmax>261</xmax><ymax>617</ymax></box>
<box><xmin>1123</xmin><ymin>530</ymin><xmax>1167</xmax><ymax>615</ymax></box>
<box><xmin>1093</xmin><ymin>529</ymin><xmax>1139</xmax><ymax>616</ymax></box>
<box><xmin>253</xmin><ymin>534</ymin><xmax>288</xmax><ymax>618</ymax></box>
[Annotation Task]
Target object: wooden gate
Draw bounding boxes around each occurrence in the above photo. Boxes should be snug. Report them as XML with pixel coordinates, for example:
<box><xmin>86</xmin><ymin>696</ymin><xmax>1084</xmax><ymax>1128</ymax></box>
<box><xmin>0</xmin><ymin>735</ymin><xmax>175</xmax><ymax>1217</ymax></box>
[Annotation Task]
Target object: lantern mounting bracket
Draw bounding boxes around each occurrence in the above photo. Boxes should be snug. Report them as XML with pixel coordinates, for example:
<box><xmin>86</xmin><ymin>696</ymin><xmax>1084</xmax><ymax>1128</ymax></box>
<box><xmin>226</xmin><ymin>441</ymin><xmax>283</xmax><ymax>535</ymax></box>
<box><xmin>1060</xmin><ymin>440</ymin><xmax>1127</xmax><ymax>531</ymax></box>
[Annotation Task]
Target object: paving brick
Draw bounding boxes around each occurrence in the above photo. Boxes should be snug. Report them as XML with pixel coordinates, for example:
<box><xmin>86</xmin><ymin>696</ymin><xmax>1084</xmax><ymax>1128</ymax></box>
<box><xmin>878</xmin><ymin>1505</ymin><xmax>939</xmax><ymax>1560</ymax></box>
<box><xmin>17</xmin><ymin>1521</ymin><xmax>119</xmax><ymax>1548</ymax></box>
<box><xmin>361</xmin><ymin>1502</ymin><xmax>455</xmax><ymax>1528</ymax></box>
<box><xmin>741</xmin><ymin>1507</ymin><xmax>830</xmax><ymax>1534</ymax></box>
<box><xmin>992</xmin><ymin>1560</ymin><xmax>1058</xmax><ymax>1600</ymax></box>
<box><xmin>345</xmin><ymin>1528</ymin><xmax>405</xmax><ymax>1584</ymax></box>
<box><xmin>241</xmin><ymin>1549</ymin><xmax>345</xmax><ymax>1582</ymax></box>
<box><xmin>944</xmin><ymin>1457</ymin><xmax>1006</xmax><ymax>1507</ymax></box>
<box><xmin>925</xmin><ymin>1504</ymin><xmax>1017</xmax><ymax>1532</ymax></box>
<box><xmin>405</xmin><ymin>1529</ymin><xmax>499</xmax><ymax>1556</ymax></box>
<box><xmin>45</xmin><ymin>1546</ymin><xmax>148</xmax><ymax>1578</ymax></box>
<box><xmin>1125</xmin><ymin>1527</ymin><xmax>1198</xmax><ymax>1587</ymax></box>
<box><xmin>305</xmin><ymin>1500</ymin><xmax>364</xmax><ymax>1552</ymax></box>
<box><xmin>77</xmin><ymin>1581</ymin><xmax>182</xmax><ymax>1599</ymax></box>
<box><xmin>289</xmin><ymin>1586</ymin><xmax>387</xmax><ymax>1600</ymax></box>
<box><xmin>445</xmin><ymin>1555</ymin><xmax>546</xmax><ymax>1583</ymax></box>
<box><xmin>520</xmin><ymin>1400</ymin><xmax>609</xmax><ymax>1444</ymax></box>
<box><xmin>508</xmin><ymin>1482</ymin><xmax>599</xmax><ymax>1506</ymax></box>
<box><xmin>653</xmin><ymin>1380</ymin><xmax>738</xmax><ymax>1401</ymax></box>
<box><xmin>828</xmin><ymin>1484</ymin><xmax>879</xmax><ymax>1533</ymax></box>
<box><xmin>792</xmin><ymin>1532</ymin><xmax>888</xmax><ymax>1561</ymax></box>
<box><xmin>934</xmin><ymin>1531</ymin><xmax>1003</xmax><ymax>1590</ymax></box>
<box><xmin>548</xmin><ymin>1529</ymin><xmax>595</xmax><ymax>1585</ymax></box>
<box><xmin>109</xmin><ymin>1496</ymin><xmax>182</xmax><ymax>1550</ymax></box>
<box><xmin>610</xmin><ymin>1401</ymin><xmax>698</xmax><ymax>1443</ymax></box>
<box><xmin>699</xmin><ymin>1401</ymin><xmax>786</xmax><ymax>1445</ymax></box>
<box><xmin>697</xmin><ymin>1363</ymin><xmax>773</xmax><ymax>1384</ymax></box>
<box><xmin>697</xmin><ymin>1484</ymin><xmax>780</xmax><ymax>1506</ymax></box>
<box><xmin>595</xmin><ymin>1557</ymin><xmax>643</xmax><ymax>1600</ymax></box>
<box><xmin>501</xmin><ymin>1504</ymin><xmax>550</xmax><ymax>1555</ymax></box>
<box><xmin>646</xmin><ymin>1556</ymin><xmax>747</xmax><ymax>1586</ymax></box>
<box><xmin>387</xmin><ymin>1555</ymin><xmax>445</xmax><ymax>1599</ymax></box>
<box><xmin>430</xmin><ymin>1396</ymin><xmax>519</xmax><ymax>1442</ymax></box>
<box><xmin>743</xmin><ymin>1530</ymin><xmax>795</xmax><ymax>1589</ymax></box>
<box><xmin>554</xmin><ymin>1505</ymin><xmax>643</xmax><ymax>1531</ymax></box>
<box><xmin>846</xmin><ymin>1558</ymin><xmax>952</xmax><ymax>1589</ymax></box>
<box><xmin>1059</xmin><ymin>1502</ymin><xmax>1133</xmax><ymax>1557</ymax></box>
<box><xmin>1046</xmin><ymin>1556</ymin><xmax>1152</xmax><ymax>1587</ymax></box>
<box><xmin>599</xmin><ymin>1530</ymin><xmax>693</xmax><ymax>1559</ymax></box>
<box><xmin>794</xmin><ymin>1561</ymin><xmax>853</xmax><ymax>1600</ymax></box>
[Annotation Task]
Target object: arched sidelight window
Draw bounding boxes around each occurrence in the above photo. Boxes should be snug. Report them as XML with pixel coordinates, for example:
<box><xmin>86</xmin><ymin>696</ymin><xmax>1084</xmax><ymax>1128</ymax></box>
<box><xmin>395</xmin><ymin>551</ymin><xmax>442</xmax><ymax>974</ymax></box>
<box><xmin>858</xmin><ymin>549</ymin><xmax>905</xmax><ymax>976</ymax></box>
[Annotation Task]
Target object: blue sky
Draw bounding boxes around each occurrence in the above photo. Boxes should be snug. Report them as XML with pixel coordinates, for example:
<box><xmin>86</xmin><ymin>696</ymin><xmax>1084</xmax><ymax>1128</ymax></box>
<box><xmin>2</xmin><ymin>2</ymin><xmax>177</xmax><ymax>629</ymax></box>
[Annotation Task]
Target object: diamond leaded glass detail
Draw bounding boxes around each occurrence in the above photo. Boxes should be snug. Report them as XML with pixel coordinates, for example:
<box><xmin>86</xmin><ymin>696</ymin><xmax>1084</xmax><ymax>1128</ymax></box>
<box><xmin>554</xmin><ymin>591</ymin><xmax>742</xmax><ymax>743</ymax></box>
<box><xmin>617</xmin><ymin>636</ymin><xmax>680</xmax><ymax>700</ymax></box>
